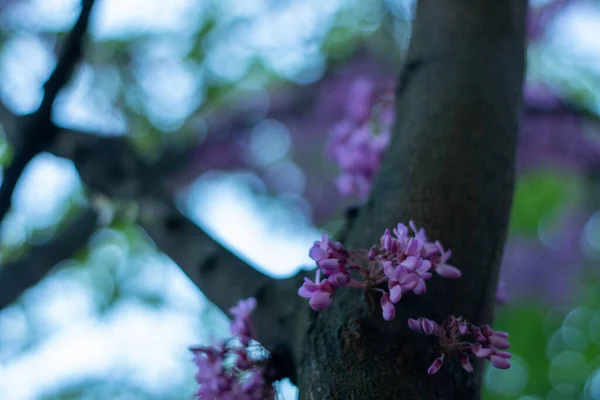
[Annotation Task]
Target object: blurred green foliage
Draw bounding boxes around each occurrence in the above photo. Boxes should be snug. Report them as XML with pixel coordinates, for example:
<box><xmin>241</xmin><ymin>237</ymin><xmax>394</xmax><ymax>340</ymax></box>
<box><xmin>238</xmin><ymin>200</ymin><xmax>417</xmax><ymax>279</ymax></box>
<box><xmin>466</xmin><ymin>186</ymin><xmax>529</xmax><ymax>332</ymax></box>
<box><xmin>510</xmin><ymin>170</ymin><xmax>582</xmax><ymax>235</ymax></box>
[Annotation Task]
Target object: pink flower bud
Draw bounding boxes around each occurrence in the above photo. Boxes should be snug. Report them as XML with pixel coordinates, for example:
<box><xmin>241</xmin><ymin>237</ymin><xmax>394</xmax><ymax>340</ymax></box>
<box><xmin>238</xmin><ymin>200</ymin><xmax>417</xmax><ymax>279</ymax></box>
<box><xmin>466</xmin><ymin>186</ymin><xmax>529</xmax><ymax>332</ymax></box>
<box><xmin>400</xmin><ymin>256</ymin><xmax>418</xmax><ymax>271</ymax></box>
<box><xmin>494</xmin><ymin>331</ymin><xmax>509</xmax><ymax>339</ymax></box>
<box><xmin>405</xmin><ymin>238</ymin><xmax>423</xmax><ymax>255</ymax></box>
<box><xmin>328</xmin><ymin>271</ymin><xmax>350</xmax><ymax>287</ymax></box>
<box><xmin>421</xmin><ymin>318</ymin><xmax>437</xmax><ymax>335</ymax></box>
<box><xmin>408</xmin><ymin>318</ymin><xmax>422</xmax><ymax>332</ymax></box>
<box><xmin>427</xmin><ymin>355</ymin><xmax>444</xmax><ymax>375</ymax></box>
<box><xmin>475</xmin><ymin>347</ymin><xmax>493</xmax><ymax>358</ymax></box>
<box><xmin>381</xmin><ymin>293</ymin><xmax>395</xmax><ymax>321</ymax></box>
<box><xmin>460</xmin><ymin>352</ymin><xmax>473</xmax><ymax>372</ymax></box>
<box><xmin>434</xmin><ymin>263</ymin><xmax>462</xmax><ymax>278</ymax></box>
<box><xmin>394</xmin><ymin>223</ymin><xmax>408</xmax><ymax>238</ymax></box>
<box><xmin>380</xmin><ymin>229</ymin><xmax>397</xmax><ymax>252</ymax></box>
<box><xmin>309</xmin><ymin>291</ymin><xmax>333</xmax><ymax>311</ymax></box>
<box><xmin>309</xmin><ymin>244</ymin><xmax>327</xmax><ymax>261</ymax></box>
<box><xmin>368</xmin><ymin>245</ymin><xmax>378</xmax><ymax>260</ymax></box>
<box><xmin>413</xmin><ymin>279</ymin><xmax>427</xmax><ymax>295</ymax></box>
<box><xmin>319</xmin><ymin>258</ymin><xmax>341</xmax><ymax>274</ymax></box>
<box><xmin>481</xmin><ymin>325</ymin><xmax>493</xmax><ymax>336</ymax></box>
<box><xmin>398</xmin><ymin>272</ymin><xmax>419</xmax><ymax>292</ymax></box>
<box><xmin>490</xmin><ymin>336</ymin><xmax>510</xmax><ymax>350</ymax></box>
<box><xmin>490</xmin><ymin>355</ymin><xmax>511</xmax><ymax>369</ymax></box>
<box><xmin>390</xmin><ymin>284</ymin><xmax>403</xmax><ymax>303</ymax></box>
<box><xmin>495</xmin><ymin>351</ymin><xmax>512</xmax><ymax>359</ymax></box>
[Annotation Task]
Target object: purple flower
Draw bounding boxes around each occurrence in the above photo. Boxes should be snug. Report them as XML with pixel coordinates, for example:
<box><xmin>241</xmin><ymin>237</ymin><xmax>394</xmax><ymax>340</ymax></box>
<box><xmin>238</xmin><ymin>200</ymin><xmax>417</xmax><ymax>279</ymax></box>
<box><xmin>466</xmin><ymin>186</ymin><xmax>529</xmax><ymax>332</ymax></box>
<box><xmin>434</xmin><ymin>263</ymin><xmax>462</xmax><ymax>279</ymax></box>
<box><xmin>229</xmin><ymin>298</ymin><xmax>257</xmax><ymax>346</ymax></box>
<box><xmin>345</xmin><ymin>78</ymin><xmax>376</xmax><ymax>121</ymax></box>
<box><xmin>461</xmin><ymin>352</ymin><xmax>474</xmax><ymax>372</ymax></box>
<box><xmin>428</xmin><ymin>355</ymin><xmax>445</xmax><ymax>375</ymax></box>
<box><xmin>471</xmin><ymin>325</ymin><xmax>511</xmax><ymax>369</ymax></box>
<box><xmin>380</xmin><ymin>229</ymin><xmax>398</xmax><ymax>252</ymax></box>
<box><xmin>326</xmin><ymin>79</ymin><xmax>394</xmax><ymax>200</ymax></box>
<box><xmin>408</xmin><ymin>318</ymin><xmax>422</xmax><ymax>332</ymax></box>
<box><xmin>381</xmin><ymin>293</ymin><xmax>395</xmax><ymax>321</ymax></box>
<box><xmin>298</xmin><ymin>274</ymin><xmax>335</xmax><ymax>311</ymax></box>
<box><xmin>421</xmin><ymin>318</ymin><xmax>437</xmax><ymax>335</ymax></box>
<box><xmin>408</xmin><ymin>315</ymin><xmax>512</xmax><ymax>374</ymax></box>
<box><xmin>299</xmin><ymin>221</ymin><xmax>463</xmax><ymax>323</ymax></box>
<box><xmin>385</xmin><ymin>261</ymin><xmax>422</xmax><ymax>303</ymax></box>
<box><xmin>328</xmin><ymin>271</ymin><xmax>350</xmax><ymax>287</ymax></box>
<box><xmin>229</xmin><ymin>297</ymin><xmax>257</xmax><ymax>319</ymax></box>
<box><xmin>490</xmin><ymin>355</ymin><xmax>511</xmax><ymax>369</ymax></box>
<box><xmin>189</xmin><ymin>297</ymin><xmax>274</xmax><ymax>399</ymax></box>
<box><xmin>309</xmin><ymin>234</ymin><xmax>349</xmax><ymax>277</ymax></box>
<box><xmin>469</xmin><ymin>325</ymin><xmax>512</xmax><ymax>369</ymax></box>
<box><xmin>389</xmin><ymin>283</ymin><xmax>403</xmax><ymax>303</ymax></box>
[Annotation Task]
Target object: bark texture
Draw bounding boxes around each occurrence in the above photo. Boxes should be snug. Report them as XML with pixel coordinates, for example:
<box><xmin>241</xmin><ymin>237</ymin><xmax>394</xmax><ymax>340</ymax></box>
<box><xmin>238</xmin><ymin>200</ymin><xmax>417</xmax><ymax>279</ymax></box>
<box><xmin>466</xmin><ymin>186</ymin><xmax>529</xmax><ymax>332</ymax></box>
<box><xmin>296</xmin><ymin>0</ymin><xmax>527</xmax><ymax>398</ymax></box>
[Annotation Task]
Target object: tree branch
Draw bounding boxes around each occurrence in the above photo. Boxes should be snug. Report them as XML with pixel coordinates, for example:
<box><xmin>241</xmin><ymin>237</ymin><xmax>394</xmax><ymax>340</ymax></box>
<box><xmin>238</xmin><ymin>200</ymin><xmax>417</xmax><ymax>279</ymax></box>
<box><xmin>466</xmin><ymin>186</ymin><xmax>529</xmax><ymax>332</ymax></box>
<box><xmin>0</xmin><ymin>0</ymin><xmax>96</xmax><ymax>228</ymax></box>
<box><xmin>48</xmin><ymin>126</ymin><xmax>302</xmax><ymax>379</ymax></box>
<box><xmin>137</xmin><ymin>193</ymin><xmax>302</xmax><ymax>379</ymax></box>
<box><xmin>0</xmin><ymin>208</ymin><xmax>98</xmax><ymax>310</ymax></box>
<box><xmin>297</xmin><ymin>1</ymin><xmax>527</xmax><ymax>398</ymax></box>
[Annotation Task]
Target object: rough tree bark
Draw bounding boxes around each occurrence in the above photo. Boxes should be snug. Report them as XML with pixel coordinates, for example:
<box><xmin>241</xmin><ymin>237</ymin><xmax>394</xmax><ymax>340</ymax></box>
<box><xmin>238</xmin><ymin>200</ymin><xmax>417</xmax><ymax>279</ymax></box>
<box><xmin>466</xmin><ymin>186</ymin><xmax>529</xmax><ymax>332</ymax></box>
<box><xmin>294</xmin><ymin>1</ymin><xmax>527</xmax><ymax>399</ymax></box>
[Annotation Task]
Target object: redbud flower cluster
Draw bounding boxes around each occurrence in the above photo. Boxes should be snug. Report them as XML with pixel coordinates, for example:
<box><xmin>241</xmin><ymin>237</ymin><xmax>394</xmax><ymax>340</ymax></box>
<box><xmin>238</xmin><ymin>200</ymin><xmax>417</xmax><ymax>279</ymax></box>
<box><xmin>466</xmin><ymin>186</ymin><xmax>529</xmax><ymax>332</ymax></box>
<box><xmin>299</xmin><ymin>221</ymin><xmax>512</xmax><ymax>373</ymax></box>
<box><xmin>328</xmin><ymin>78</ymin><xmax>509</xmax><ymax>305</ymax></box>
<box><xmin>298</xmin><ymin>221</ymin><xmax>462</xmax><ymax>321</ymax></box>
<box><xmin>326</xmin><ymin>78</ymin><xmax>394</xmax><ymax>200</ymax></box>
<box><xmin>408</xmin><ymin>316</ymin><xmax>512</xmax><ymax>374</ymax></box>
<box><xmin>189</xmin><ymin>298</ymin><xmax>274</xmax><ymax>400</ymax></box>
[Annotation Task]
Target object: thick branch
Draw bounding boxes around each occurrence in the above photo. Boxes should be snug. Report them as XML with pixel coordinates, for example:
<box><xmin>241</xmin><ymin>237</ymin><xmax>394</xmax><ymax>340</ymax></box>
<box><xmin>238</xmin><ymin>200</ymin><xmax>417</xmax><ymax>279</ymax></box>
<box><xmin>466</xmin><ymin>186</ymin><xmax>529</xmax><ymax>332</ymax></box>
<box><xmin>1</xmin><ymin>121</ymin><xmax>303</xmax><ymax>373</ymax></box>
<box><xmin>0</xmin><ymin>0</ymin><xmax>96</xmax><ymax>227</ymax></box>
<box><xmin>297</xmin><ymin>1</ymin><xmax>527</xmax><ymax>399</ymax></box>
<box><xmin>48</xmin><ymin>127</ymin><xmax>301</xmax><ymax>378</ymax></box>
<box><xmin>137</xmin><ymin>193</ymin><xmax>302</xmax><ymax>379</ymax></box>
<box><xmin>0</xmin><ymin>208</ymin><xmax>98</xmax><ymax>309</ymax></box>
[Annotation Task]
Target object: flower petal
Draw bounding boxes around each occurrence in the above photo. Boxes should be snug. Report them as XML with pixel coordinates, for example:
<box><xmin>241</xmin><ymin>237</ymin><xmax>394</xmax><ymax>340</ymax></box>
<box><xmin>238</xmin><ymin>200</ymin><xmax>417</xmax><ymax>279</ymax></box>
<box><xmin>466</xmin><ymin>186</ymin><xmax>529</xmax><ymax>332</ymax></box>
<box><xmin>309</xmin><ymin>291</ymin><xmax>333</xmax><ymax>311</ymax></box>
<box><xmin>435</xmin><ymin>263</ymin><xmax>462</xmax><ymax>279</ymax></box>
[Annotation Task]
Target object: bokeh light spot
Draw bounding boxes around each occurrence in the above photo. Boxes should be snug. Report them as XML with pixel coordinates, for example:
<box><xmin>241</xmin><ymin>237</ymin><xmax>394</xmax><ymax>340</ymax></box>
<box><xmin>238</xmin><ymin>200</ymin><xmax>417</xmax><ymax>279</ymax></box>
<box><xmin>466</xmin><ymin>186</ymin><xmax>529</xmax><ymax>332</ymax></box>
<box><xmin>549</xmin><ymin>351</ymin><xmax>589</xmax><ymax>387</ymax></box>
<box><xmin>584</xmin><ymin>368</ymin><xmax>600</xmax><ymax>400</ymax></box>
<box><xmin>545</xmin><ymin>384</ymin><xmax>579</xmax><ymax>400</ymax></box>
<box><xmin>249</xmin><ymin>119</ymin><xmax>292</xmax><ymax>166</ymax></box>
<box><xmin>547</xmin><ymin>327</ymin><xmax>588</xmax><ymax>359</ymax></box>
<box><xmin>485</xmin><ymin>354</ymin><xmax>529</xmax><ymax>397</ymax></box>
<box><xmin>583</xmin><ymin>211</ymin><xmax>600</xmax><ymax>253</ymax></box>
<box><xmin>588</xmin><ymin>310</ymin><xmax>600</xmax><ymax>346</ymax></box>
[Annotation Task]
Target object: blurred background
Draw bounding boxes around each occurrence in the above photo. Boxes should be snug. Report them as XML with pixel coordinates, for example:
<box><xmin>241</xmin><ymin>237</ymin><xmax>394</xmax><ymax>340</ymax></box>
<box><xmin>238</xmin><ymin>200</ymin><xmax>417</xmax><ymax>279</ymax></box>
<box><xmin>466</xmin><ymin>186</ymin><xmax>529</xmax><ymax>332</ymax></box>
<box><xmin>0</xmin><ymin>0</ymin><xmax>599</xmax><ymax>399</ymax></box>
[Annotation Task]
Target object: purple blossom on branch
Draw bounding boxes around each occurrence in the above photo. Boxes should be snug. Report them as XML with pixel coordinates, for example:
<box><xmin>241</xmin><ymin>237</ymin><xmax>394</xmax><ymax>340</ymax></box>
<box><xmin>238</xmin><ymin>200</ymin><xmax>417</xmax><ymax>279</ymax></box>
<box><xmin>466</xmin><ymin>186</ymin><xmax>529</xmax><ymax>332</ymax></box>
<box><xmin>229</xmin><ymin>297</ymin><xmax>257</xmax><ymax>346</ymax></box>
<box><xmin>299</xmin><ymin>221</ymin><xmax>461</xmax><ymax>321</ymax></box>
<box><xmin>326</xmin><ymin>76</ymin><xmax>597</xmax><ymax>305</ymax></box>
<box><xmin>189</xmin><ymin>297</ymin><xmax>275</xmax><ymax>399</ymax></box>
<box><xmin>408</xmin><ymin>316</ymin><xmax>512</xmax><ymax>374</ymax></box>
<box><xmin>328</xmin><ymin>77</ymin><xmax>600</xmax><ymax>198</ymax></box>
<box><xmin>326</xmin><ymin>78</ymin><xmax>395</xmax><ymax>200</ymax></box>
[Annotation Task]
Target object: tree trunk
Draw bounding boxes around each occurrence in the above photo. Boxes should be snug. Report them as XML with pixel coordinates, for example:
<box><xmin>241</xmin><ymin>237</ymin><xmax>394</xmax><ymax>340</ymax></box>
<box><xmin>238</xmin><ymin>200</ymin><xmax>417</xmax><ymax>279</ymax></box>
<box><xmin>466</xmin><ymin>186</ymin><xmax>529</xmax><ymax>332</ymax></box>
<box><xmin>295</xmin><ymin>1</ymin><xmax>527</xmax><ymax>398</ymax></box>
